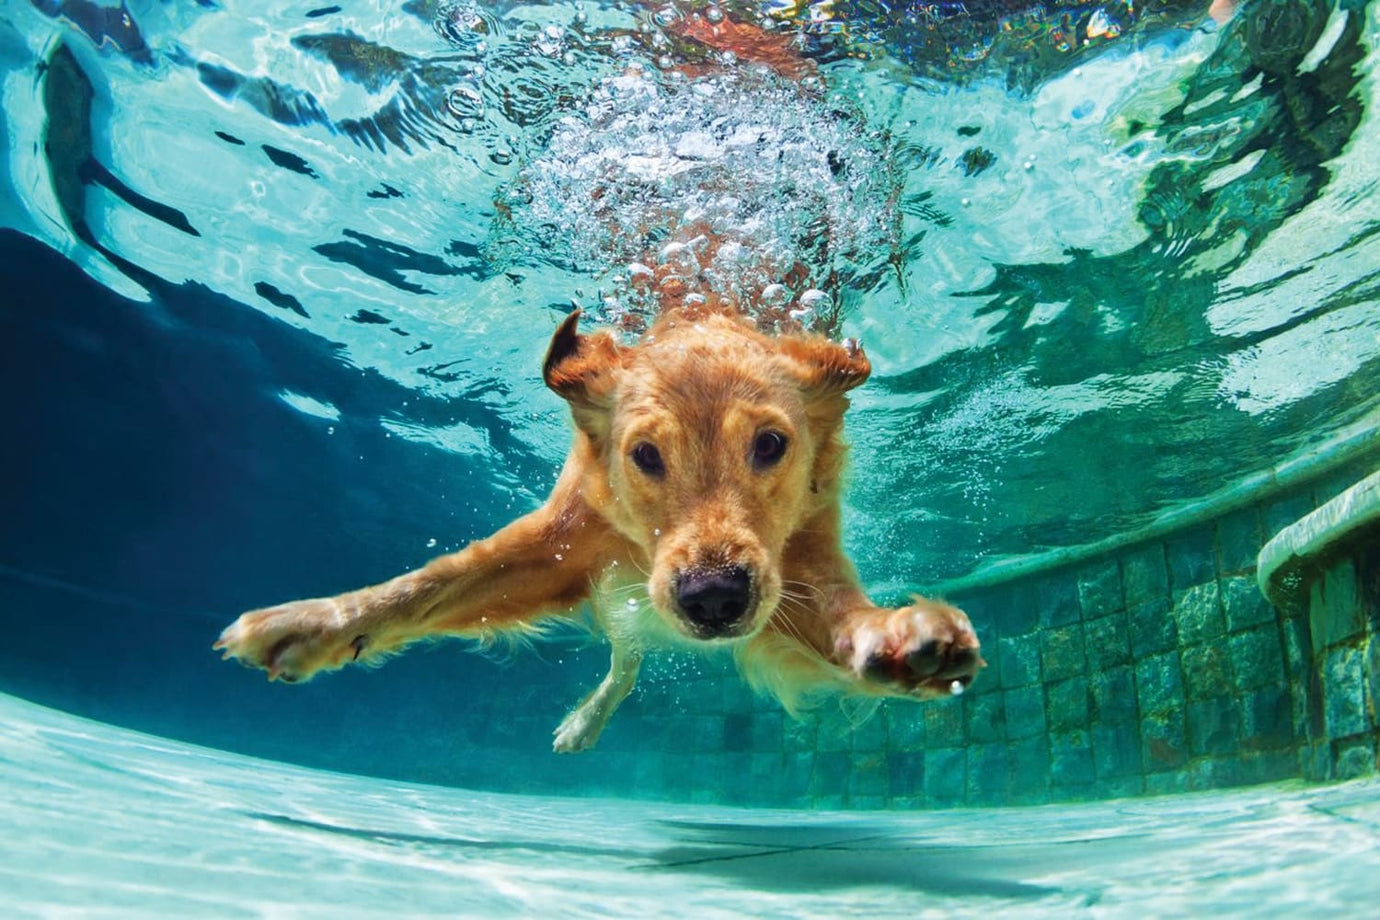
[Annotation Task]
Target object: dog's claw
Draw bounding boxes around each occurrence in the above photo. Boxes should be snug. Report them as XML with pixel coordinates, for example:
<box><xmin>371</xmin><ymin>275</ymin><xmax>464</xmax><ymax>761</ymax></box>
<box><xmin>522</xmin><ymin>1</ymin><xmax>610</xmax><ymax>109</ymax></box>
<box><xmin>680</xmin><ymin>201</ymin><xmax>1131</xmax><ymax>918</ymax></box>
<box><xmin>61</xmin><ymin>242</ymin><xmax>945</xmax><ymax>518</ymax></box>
<box><xmin>214</xmin><ymin>596</ymin><xmax>361</xmax><ymax>684</ymax></box>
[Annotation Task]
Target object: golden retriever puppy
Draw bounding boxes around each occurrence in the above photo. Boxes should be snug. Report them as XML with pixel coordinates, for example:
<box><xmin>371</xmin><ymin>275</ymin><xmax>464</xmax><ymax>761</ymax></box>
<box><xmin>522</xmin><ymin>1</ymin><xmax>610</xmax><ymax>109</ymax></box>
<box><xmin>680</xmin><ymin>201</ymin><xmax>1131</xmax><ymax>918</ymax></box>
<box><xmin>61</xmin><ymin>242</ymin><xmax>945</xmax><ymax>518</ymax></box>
<box><xmin>215</xmin><ymin>305</ymin><xmax>982</xmax><ymax>751</ymax></box>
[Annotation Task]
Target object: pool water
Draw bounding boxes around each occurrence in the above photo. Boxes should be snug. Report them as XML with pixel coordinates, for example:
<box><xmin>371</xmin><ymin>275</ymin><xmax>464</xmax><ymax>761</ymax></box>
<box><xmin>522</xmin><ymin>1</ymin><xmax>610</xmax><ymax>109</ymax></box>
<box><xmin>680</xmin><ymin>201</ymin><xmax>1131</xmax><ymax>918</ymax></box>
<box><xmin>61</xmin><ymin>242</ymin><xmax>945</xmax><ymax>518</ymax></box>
<box><xmin>4</xmin><ymin>0</ymin><xmax>1380</xmax><ymax>913</ymax></box>
<box><xmin>5</xmin><ymin>690</ymin><xmax>1379</xmax><ymax>917</ymax></box>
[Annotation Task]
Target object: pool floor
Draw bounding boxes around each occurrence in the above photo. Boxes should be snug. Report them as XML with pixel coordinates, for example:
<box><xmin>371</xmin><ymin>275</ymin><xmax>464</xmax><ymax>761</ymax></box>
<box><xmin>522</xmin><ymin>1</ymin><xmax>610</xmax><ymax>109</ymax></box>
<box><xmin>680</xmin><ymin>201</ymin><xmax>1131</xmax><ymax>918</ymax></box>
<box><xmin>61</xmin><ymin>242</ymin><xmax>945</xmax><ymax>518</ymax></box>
<box><xmin>2</xmin><ymin>692</ymin><xmax>1376</xmax><ymax>918</ymax></box>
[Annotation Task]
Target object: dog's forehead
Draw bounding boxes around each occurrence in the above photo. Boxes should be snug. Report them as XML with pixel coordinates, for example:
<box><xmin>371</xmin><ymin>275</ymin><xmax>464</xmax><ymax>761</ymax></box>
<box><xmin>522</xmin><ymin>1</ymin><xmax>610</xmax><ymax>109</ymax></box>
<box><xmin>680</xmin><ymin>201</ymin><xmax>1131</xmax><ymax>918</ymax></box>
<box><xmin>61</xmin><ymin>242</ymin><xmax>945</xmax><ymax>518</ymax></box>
<box><xmin>628</xmin><ymin>330</ymin><xmax>783</xmax><ymax>393</ymax></box>
<box><xmin>612</xmin><ymin>326</ymin><xmax>805</xmax><ymax>431</ymax></box>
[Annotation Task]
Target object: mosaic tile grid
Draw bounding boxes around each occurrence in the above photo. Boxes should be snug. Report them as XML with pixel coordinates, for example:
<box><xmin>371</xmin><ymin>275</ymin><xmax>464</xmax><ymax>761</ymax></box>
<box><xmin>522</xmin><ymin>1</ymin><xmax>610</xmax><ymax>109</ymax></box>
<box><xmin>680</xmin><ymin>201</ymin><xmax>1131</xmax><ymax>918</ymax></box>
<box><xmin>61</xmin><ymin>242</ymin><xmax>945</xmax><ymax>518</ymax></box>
<box><xmin>507</xmin><ymin>463</ymin><xmax>1380</xmax><ymax>810</ymax></box>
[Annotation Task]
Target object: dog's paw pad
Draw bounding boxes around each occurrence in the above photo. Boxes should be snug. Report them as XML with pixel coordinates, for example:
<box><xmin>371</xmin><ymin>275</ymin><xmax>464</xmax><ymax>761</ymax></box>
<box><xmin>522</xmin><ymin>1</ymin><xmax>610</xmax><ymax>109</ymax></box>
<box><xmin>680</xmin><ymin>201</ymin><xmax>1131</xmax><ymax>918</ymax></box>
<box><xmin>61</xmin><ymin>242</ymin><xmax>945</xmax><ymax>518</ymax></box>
<box><xmin>838</xmin><ymin>601</ymin><xmax>983</xmax><ymax>697</ymax></box>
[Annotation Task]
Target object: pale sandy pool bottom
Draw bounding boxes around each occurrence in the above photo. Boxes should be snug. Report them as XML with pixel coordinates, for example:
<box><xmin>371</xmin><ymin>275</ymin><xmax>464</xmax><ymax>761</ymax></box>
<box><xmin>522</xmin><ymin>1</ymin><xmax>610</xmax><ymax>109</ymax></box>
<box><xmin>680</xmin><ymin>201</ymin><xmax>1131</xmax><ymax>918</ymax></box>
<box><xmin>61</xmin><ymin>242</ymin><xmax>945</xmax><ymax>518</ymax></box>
<box><xmin>2</xmin><ymin>691</ymin><xmax>1377</xmax><ymax>918</ymax></box>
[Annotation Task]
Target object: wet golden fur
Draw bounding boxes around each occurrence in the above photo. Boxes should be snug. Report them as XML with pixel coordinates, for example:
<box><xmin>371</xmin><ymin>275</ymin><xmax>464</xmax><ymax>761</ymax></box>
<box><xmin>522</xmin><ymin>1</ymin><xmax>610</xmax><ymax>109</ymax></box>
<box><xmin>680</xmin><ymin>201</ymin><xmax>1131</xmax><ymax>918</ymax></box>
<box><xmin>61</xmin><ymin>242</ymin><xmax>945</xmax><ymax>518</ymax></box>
<box><xmin>215</xmin><ymin>306</ymin><xmax>982</xmax><ymax>751</ymax></box>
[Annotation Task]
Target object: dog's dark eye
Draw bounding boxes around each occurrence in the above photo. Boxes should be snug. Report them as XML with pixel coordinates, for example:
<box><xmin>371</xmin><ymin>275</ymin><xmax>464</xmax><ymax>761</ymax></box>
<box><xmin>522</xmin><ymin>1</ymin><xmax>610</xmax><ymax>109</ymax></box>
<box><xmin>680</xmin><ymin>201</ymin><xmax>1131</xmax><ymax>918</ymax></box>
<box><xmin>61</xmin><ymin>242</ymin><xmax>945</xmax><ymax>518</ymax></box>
<box><xmin>752</xmin><ymin>431</ymin><xmax>788</xmax><ymax>468</ymax></box>
<box><xmin>630</xmin><ymin>442</ymin><xmax>665</xmax><ymax>477</ymax></box>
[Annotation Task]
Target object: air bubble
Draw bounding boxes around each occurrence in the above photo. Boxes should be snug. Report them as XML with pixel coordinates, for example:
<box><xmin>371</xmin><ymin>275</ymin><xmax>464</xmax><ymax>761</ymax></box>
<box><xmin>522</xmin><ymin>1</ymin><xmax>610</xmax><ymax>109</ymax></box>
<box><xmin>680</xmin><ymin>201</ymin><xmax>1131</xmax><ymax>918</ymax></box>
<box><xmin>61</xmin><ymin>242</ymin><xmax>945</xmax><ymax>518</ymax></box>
<box><xmin>447</xmin><ymin>84</ymin><xmax>484</xmax><ymax>119</ymax></box>
<box><xmin>497</xmin><ymin>69</ymin><xmax>901</xmax><ymax>334</ymax></box>
<box><xmin>760</xmin><ymin>283</ymin><xmax>789</xmax><ymax>307</ymax></box>
<box><xmin>427</xmin><ymin>538</ymin><xmax>438</xmax><ymax>548</ymax></box>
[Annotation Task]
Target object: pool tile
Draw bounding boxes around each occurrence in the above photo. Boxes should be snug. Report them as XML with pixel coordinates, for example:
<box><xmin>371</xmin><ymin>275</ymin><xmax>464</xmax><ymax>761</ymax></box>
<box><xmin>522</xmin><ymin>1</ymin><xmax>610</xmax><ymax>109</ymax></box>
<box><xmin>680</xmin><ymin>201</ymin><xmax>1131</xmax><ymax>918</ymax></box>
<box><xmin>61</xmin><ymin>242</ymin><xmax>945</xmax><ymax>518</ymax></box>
<box><xmin>1222</xmin><ymin>574</ymin><xmax>1275</xmax><ymax>632</ymax></box>
<box><xmin>964</xmin><ymin>691</ymin><xmax>1006</xmax><ymax>744</ymax></box>
<box><xmin>1136</xmin><ymin>652</ymin><xmax>1186</xmax><ymax>716</ymax></box>
<box><xmin>1172</xmin><ymin>581</ymin><xmax>1225</xmax><ymax>644</ymax></box>
<box><xmin>923</xmin><ymin>698</ymin><xmax>965</xmax><ymax>748</ymax></box>
<box><xmin>1228</xmin><ymin>625</ymin><xmax>1285</xmax><ymax>691</ymax></box>
<box><xmin>1050</xmin><ymin>730</ymin><xmax>1095</xmax><ymax>787</ymax></box>
<box><xmin>851</xmin><ymin>708</ymin><xmax>889</xmax><ymax>753</ymax></box>
<box><xmin>1215</xmin><ymin>507</ymin><xmax>1263</xmax><ymax>576</ymax></box>
<box><xmin>1188</xmin><ymin>696</ymin><xmax>1244</xmax><ymax>757</ymax></box>
<box><xmin>999</xmin><ymin>633</ymin><xmax>1043</xmax><ymax>688</ymax></box>
<box><xmin>1128</xmin><ymin>597</ymin><xmax>1178</xmax><ymax>658</ymax></box>
<box><xmin>1092</xmin><ymin>721</ymin><xmax>1142</xmax><ymax>779</ymax></box>
<box><xmin>922</xmin><ymin>746</ymin><xmax>966</xmax><ymax>805</ymax></box>
<box><xmin>885</xmin><ymin>706</ymin><xmax>926</xmax><ymax>753</ymax></box>
<box><xmin>1006</xmin><ymin>735</ymin><xmax>1051</xmax><ymax>803</ymax></box>
<box><xmin>1003</xmin><ymin>685</ymin><xmax>1047</xmax><ymax>740</ymax></box>
<box><xmin>1041</xmin><ymin>623</ymin><xmax>1087</xmax><ymax>682</ymax></box>
<box><xmin>1036</xmin><ymin>571</ymin><xmax>1081</xmax><ymax>627</ymax></box>
<box><xmin>1085</xmin><ymin>613</ymin><xmax>1131</xmax><ymax>671</ymax></box>
<box><xmin>1167</xmin><ymin>527</ymin><xmax>1216</xmax><ymax>592</ymax></box>
<box><xmin>1141</xmin><ymin>710</ymin><xmax>1188</xmax><ymax>771</ymax></box>
<box><xmin>1090</xmin><ymin>665</ymin><xmax>1137</xmax><ymax>724</ymax></box>
<box><xmin>1047</xmin><ymin>677</ymin><xmax>1090</xmax><ymax>733</ymax></box>
<box><xmin>1334</xmin><ymin>737</ymin><xmax>1378</xmax><ymax>781</ymax></box>
<box><xmin>1122</xmin><ymin>543</ymin><xmax>1169</xmax><ymax>608</ymax></box>
<box><xmin>1077</xmin><ymin>559</ymin><xmax>1122</xmax><ymax>619</ymax></box>
<box><xmin>1242</xmin><ymin>685</ymin><xmax>1294</xmax><ymax>749</ymax></box>
<box><xmin>1323</xmin><ymin>646</ymin><xmax>1369</xmax><ymax>739</ymax></box>
<box><xmin>1311</xmin><ymin>557</ymin><xmax>1363</xmax><ymax>649</ymax></box>
<box><xmin>966</xmin><ymin>742</ymin><xmax>1011</xmax><ymax>803</ymax></box>
<box><xmin>887</xmin><ymin>750</ymin><xmax>925</xmax><ymax>798</ymax></box>
<box><xmin>1182</xmin><ymin>643</ymin><xmax>1233</xmax><ymax>700</ymax></box>
<box><xmin>848</xmin><ymin>756</ymin><xmax>888</xmax><ymax>799</ymax></box>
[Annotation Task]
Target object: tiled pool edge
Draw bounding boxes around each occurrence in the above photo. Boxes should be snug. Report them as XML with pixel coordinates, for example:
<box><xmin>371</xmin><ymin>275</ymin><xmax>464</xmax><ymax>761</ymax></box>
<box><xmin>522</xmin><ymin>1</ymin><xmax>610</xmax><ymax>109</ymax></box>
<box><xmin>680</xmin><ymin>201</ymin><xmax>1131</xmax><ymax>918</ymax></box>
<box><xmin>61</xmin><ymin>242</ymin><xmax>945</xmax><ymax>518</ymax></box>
<box><xmin>898</xmin><ymin>456</ymin><xmax>1380</xmax><ymax>809</ymax></box>
<box><xmin>927</xmin><ymin>407</ymin><xmax>1380</xmax><ymax>599</ymax></box>
<box><xmin>470</xmin><ymin>448</ymin><xmax>1380</xmax><ymax>811</ymax></box>
<box><xmin>1255</xmin><ymin>470</ymin><xmax>1380</xmax><ymax>783</ymax></box>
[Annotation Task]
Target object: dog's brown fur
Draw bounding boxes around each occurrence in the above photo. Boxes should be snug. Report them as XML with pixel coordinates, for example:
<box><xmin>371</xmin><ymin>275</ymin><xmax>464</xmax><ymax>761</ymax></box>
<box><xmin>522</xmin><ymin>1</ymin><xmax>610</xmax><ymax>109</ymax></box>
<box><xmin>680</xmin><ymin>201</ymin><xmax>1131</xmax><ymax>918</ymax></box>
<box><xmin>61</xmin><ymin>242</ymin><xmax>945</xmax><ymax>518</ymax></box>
<box><xmin>215</xmin><ymin>305</ymin><xmax>982</xmax><ymax>751</ymax></box>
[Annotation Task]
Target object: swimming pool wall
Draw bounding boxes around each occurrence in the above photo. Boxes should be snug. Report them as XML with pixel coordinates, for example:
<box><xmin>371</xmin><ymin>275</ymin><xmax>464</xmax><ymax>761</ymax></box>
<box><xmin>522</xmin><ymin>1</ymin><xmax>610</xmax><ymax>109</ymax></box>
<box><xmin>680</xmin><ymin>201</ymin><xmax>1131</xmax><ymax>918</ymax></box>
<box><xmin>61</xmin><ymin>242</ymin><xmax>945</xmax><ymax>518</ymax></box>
<box><xmin>547</xmin><ymin>444</ymin><xmax>1380</xmax><ymax>810</ymax></box>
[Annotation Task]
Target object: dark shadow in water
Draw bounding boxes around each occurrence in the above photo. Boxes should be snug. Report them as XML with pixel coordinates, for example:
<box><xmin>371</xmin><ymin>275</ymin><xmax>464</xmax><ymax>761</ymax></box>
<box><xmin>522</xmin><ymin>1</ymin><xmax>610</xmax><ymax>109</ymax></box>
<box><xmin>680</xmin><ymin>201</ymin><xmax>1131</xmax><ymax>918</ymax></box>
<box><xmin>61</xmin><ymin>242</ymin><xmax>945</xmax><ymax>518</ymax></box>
<box><xmin>644</xmin><ymin>818</ymin><xmax>1076</xmax><ymax>900</ymax></box>
<box><xmin>254</xmin><ymin>811</ymin><xmax>1078</xmax><ymax>901</ymax></box>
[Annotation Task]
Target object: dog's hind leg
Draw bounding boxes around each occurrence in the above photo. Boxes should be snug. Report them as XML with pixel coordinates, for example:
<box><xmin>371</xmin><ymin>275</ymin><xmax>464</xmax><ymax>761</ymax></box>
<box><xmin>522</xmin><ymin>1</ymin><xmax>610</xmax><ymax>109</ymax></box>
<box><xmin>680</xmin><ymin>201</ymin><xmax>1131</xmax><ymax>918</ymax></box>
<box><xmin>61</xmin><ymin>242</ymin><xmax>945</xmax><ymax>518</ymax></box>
<box><xmin>552</xmin><ymin>637</ymin><xmax>642</xmax><ymax>753</ymax></box>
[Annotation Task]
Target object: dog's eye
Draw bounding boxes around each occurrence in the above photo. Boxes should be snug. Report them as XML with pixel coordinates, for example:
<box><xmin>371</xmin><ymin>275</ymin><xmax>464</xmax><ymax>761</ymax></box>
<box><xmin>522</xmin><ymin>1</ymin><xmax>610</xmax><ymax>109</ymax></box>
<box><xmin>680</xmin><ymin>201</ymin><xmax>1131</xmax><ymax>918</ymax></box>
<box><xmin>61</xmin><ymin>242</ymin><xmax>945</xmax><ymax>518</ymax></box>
<box><xmin>752</xmin><ymin>430</ymin><xmax>788</xmax><ymax>468</ymax></box>
<box><xmin>630</xmin><ymin>442</ymin><xmax>665</xmax><ymax>477</ymax></box>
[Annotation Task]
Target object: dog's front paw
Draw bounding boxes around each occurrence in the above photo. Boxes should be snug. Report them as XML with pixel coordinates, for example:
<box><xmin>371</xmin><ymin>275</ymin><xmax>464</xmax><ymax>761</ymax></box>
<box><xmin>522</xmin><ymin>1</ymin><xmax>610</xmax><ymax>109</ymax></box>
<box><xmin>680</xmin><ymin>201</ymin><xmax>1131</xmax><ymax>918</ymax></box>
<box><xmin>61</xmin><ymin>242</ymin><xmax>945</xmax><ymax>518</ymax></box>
<box><xmin>214</xmin><ymin>597</ymin><xmax>367</xmax><ymax>683</ymax></box>
<box><xmin>834</xmin><ymin>600</ymin><xmax>984</xmax><ymax>698</ymax></box>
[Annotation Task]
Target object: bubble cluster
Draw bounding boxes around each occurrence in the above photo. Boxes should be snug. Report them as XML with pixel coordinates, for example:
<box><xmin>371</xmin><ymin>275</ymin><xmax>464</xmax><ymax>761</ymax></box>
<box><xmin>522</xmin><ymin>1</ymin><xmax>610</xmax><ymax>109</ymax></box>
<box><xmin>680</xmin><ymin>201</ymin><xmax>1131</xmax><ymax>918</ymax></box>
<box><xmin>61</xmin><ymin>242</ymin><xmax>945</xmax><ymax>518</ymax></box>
<box><xmin>492</xmin><ymin>64</ymin><xmax>901</xmax><ymax>334</ymax></box>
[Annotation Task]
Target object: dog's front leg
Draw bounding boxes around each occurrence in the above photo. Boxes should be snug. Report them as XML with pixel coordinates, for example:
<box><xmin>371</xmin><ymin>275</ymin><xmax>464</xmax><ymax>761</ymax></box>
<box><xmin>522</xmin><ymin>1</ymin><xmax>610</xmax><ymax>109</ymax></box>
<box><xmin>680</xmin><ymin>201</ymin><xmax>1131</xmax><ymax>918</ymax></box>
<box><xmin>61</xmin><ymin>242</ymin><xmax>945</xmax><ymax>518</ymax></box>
<box><xmin>552</xmin><ymin>638</ymin><xmax>642</xmax><ymax>753</ymax></box>
<box><xmin>215</xmin><ymin>479</ymin><xmax>611</xmax><ymax>683</ymax></box>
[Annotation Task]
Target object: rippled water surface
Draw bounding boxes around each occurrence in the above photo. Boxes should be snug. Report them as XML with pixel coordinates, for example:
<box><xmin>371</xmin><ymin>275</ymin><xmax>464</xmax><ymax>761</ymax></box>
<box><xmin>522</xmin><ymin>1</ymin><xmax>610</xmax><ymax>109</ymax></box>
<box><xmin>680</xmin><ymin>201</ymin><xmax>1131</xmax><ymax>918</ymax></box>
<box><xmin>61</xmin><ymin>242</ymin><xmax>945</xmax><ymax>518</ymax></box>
<box><xmin>3</xmin><ymin>0</ymin><xmax>1378</xmax><ymax>593</ymax></box>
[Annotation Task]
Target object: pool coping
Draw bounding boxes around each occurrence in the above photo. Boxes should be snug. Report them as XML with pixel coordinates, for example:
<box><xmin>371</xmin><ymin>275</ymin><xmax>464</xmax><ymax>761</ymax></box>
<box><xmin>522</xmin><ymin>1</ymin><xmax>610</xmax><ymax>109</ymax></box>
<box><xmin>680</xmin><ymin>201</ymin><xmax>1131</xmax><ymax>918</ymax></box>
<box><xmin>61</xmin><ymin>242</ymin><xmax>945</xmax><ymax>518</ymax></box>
<box><xmin>925</xmin><ymin>406</ymin><xmax>1380</xmax><ymax>598</ymax></box>
<box><xmin>1257</xmin><ymin>468</ymin><xmax>1380</xmax><ymax>610</ymax></box>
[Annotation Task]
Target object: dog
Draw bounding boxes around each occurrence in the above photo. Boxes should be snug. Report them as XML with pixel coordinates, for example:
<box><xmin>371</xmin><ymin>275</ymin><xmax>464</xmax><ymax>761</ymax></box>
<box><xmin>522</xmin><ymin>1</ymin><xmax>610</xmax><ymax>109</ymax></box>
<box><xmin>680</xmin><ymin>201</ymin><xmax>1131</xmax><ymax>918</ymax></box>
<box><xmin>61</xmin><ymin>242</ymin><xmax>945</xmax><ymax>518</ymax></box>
<box><xmin>215</xmin><ymin>302</ymin><xmax>983</xmax><ymax>752</ymax></box>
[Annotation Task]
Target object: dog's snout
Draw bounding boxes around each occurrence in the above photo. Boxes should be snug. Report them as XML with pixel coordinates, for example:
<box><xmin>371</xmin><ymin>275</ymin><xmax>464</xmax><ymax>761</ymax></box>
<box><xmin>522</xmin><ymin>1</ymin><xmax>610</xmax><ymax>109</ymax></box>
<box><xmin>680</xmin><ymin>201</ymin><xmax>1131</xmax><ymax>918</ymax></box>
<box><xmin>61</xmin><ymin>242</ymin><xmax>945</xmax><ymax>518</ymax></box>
<box><xmin>675</xmin><ymin>567</ymin><xmax>752</xmax><ymax>636</ymax></box>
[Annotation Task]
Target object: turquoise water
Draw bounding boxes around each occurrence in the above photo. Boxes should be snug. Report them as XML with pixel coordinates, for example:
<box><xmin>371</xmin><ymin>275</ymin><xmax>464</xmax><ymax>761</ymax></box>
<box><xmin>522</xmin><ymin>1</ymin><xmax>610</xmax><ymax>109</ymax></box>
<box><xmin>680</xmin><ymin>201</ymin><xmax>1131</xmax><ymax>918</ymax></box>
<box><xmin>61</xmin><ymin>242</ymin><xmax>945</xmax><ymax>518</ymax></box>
<box><xmin>5</xmin><ymin>691</ymin><xmax>1380</xmax><ymax>917</ymax></box>
<box><xmin>4</xmin><ymin>0</ymin><xmax>1377</xmax><ymax>587</ymax></box>
<box><xmin>4</xmin><ymin>0</ymin><xmax>1380</xmax><ymax>913</ymax></box>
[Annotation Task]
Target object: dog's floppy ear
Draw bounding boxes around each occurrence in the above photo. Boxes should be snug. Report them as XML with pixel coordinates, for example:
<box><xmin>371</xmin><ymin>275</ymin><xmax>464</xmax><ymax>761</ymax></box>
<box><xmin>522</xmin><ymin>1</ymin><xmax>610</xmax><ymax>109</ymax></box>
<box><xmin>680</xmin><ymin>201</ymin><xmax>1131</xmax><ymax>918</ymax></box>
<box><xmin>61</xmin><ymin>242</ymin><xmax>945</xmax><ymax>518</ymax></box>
<box><xmin>777</xmin><ymin>335</ymin><xmax>871</xmax><ymax>398</ymax></box>
<box><xmin>543</xmin><ymin>310</ymin><xmax>622</xmax><ymax>426</ymax></box>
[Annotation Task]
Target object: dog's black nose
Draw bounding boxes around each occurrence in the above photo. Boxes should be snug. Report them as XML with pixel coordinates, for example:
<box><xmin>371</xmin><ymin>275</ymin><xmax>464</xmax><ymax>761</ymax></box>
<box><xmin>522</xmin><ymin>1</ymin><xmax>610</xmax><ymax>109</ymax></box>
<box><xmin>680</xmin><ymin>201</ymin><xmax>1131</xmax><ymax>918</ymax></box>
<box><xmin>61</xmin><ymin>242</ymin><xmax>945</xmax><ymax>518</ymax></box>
<box><xmin>675</xmin><ymin>567</ymin><xmax>752</xmax><ymax>635</ymax></box>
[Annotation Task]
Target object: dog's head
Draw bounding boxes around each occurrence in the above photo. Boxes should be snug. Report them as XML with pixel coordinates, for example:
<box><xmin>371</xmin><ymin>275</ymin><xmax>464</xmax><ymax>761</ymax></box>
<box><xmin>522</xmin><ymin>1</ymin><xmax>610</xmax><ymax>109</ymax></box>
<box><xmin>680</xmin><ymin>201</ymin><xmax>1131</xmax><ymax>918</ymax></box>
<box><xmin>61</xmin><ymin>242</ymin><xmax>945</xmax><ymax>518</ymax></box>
<box><xmin>544</xmin><ymin>309</ymin><xmax>869</xmax><ymax>642</ymax></box>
